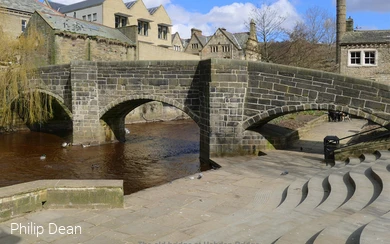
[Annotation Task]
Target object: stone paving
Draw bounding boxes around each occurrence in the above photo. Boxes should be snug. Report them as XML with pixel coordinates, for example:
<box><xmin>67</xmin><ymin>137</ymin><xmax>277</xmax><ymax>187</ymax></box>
<box><xmin>1</xmin><ymin>118</ymin><xmax>388</xmax><ymax>244</ymax></box>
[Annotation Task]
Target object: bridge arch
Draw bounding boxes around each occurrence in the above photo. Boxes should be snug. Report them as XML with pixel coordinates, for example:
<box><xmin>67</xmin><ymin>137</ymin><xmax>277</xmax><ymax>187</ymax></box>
<box><xmin>8</xmin><ymin>88</ymin><xmax>72</xmax><ymax>122</ymax></box>
<box><xmin>99</xmin><ymin>94</ymin><xmax>200</xmax><ymax>123</ymax></box>
<box><xmin>241</xmin><ymin>103</ymin><xmax>389</xmax><ymax>131</ymax></box>
<box><xmin>34</xmin><ymin>89</ymin><xmax>72</xmax><ymax>119</ymax></box>
<box><xmin>99</xmin><ymin>94</ymin><xmax>201</xmax><ymax>143</ymax></box>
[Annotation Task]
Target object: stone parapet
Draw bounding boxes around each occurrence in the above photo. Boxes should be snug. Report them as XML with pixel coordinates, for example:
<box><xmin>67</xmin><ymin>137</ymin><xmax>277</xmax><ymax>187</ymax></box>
<box><xmin>0</xmin><ymin>180</ymin><xmax>124</xmax><ymax>222</ymax></box>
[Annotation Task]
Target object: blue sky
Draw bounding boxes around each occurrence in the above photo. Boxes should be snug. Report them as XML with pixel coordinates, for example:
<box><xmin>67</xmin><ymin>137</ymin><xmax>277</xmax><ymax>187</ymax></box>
<box><xmin>47</xmin><ymin>0</ymin><xmax>390</xmax><ymax>38</ymax></box>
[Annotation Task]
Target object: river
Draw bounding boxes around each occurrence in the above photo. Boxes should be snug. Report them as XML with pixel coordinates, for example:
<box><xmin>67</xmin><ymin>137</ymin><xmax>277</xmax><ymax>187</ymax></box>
<box><xmin>0</xmin><ymin>120</ymin><xmax>201</xmax><ymax>195</ymax></box>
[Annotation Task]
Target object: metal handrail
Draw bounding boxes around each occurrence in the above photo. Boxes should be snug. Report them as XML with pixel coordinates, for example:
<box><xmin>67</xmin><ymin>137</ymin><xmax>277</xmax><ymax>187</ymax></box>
<box><xmin>338</xmin><ymin>125</ymin><xmax>386</xmax><ymax>142</ymax></box>
<box><xmin>336</xmin><ymin>130</ymin><xmax>390</xmax><ymax>151</ymax></box>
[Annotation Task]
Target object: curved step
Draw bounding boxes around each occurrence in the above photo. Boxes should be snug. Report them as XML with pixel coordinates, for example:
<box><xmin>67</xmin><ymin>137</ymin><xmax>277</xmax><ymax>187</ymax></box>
<box><xmin>360</xmin><ymin>211</ymin><xmax>390</xmax><ymax>244</ymax></box>
<box><xmin>275</xmin><ymin>177</ymin><xmax>310</xmax><ymax>212</ymax></box>
<box><xmin>313</xmin><ymin>160</ymin><xmax>390</xmax><ymax>244</ymax></box>
<box><xmin>274</xmin><ymin>158</ymin><xmax>379</xmax><ymax>244</ymax></box>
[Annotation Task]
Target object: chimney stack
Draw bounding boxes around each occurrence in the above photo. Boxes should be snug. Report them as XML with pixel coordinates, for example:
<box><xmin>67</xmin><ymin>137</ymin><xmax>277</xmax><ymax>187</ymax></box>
<box><xmin>191</xmin><ymin>28</ymin><xmax>202</xmax><ymax>37</ymax></box>
<box><xmin>346</xmin><ymin>16</ymin><xmax>354</xmax><ymax>32</ymax></box>
<box><xmin>336</xmin><ymin>0</ymin><xmax>346</xmax><ymax>65</ymax></box>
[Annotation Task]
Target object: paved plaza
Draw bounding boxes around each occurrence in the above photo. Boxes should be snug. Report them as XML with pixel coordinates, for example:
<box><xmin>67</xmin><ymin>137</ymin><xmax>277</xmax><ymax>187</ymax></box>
<box><xmin>1</xmin><ymin>119</ymin><xmax>389</xmax><ymax>243</ymax></box>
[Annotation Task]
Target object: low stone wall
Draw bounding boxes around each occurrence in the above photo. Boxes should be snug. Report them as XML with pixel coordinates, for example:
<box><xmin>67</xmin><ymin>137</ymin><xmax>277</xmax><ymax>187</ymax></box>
<box><xmin>263</xmin><ymin>114</ymin><xmax>328</xmax><ymax>149</ymax></box>
<box><xmin>0</xmin><ymin>180</ymin><xmax>124</xmax><ymax>222</ymax></box>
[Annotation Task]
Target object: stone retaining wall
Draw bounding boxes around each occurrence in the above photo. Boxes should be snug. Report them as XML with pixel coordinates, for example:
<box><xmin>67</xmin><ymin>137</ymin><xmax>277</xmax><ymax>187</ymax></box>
<box><xmin>0</xmin><ymin>180</ymin><xmax>123</xmax><ymax>222</ymax></box>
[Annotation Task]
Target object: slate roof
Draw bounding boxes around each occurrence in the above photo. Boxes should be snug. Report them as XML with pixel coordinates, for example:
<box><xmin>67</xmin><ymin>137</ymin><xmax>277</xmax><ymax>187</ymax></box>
<box><xmin>47</xmin><ymin>1</ymin><xmax>66</xmax><ymax>11</ymax></box>
<box><xmin>195</xmin><ymin>34</ymin><xmax>211</xmax><ymax>47</ymax></box>
<box><xmin>341</xmin><ymin>30</ymin><xmax>390</xmax><ymax>45</ymax></box>
<box><xmin>0</xmin><ymin>0</ymin><xmax>58</xmax><ymax>15</ymax></box>
<box><xmin>233</xmin><ymin>32</ymin><xmax>250</xmax><ymax>48</ymax></box>
<box><xmin>147</xmin><ymin>6</ymin><xmax>159</xmax><ymax>15</ymax></box>
<box><xmin>125</xmin><ymin>1</ymin><xmax>136</xmax><ymax>9</ymax></box>
<box><xmin>38</xmin><ymin>11</ymin><xmax>135</xmax><ymax>45</ymax></box>
<box><xmin>219</xmin><ymin>29</ymin><xmax>249</xmax><ymax>49</ymax></box>
<box><xmin>54</xmin><ymin>0</ymin><xmax>105</xmax><ymax>13</ymax></box>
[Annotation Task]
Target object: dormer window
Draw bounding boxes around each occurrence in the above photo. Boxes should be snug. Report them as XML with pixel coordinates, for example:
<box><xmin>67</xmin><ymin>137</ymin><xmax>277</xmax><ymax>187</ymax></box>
<box><xmin>158</xmin><ymin>25</ymin><xmax>168</xmax><ymax>40</ymax></box>
<box><xmin>115</xmin><ymin>15</ymin><xmax>127</xmax><ymax>28</ymax></box>
<box><xmin>138</xmin><ymin>21</ymin><xmax>148</xmax><ymax>36</ymax></box>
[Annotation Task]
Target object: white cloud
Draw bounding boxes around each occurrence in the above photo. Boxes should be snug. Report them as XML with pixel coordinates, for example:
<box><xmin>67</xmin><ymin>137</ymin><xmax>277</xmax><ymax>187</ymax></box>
<box><xmin>347</xmin><ymin>0</ymin><xmax>390</xmax><ymax>12</ymax></box>
<box><xmin>49</xmin><ymin>0</ymin><xmax>301</xmax><ymax>39</ymax></box>
<box><xmin>168</xmin><ymin>0</ymin><xmax>301</xmax><ymax>38</ymax></box>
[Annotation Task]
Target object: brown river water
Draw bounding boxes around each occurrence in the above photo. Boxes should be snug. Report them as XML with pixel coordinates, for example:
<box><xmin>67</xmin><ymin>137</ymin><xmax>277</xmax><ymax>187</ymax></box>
<box><xmin>0</xmin><ymin>120</ymin><xmax>200</xmax><ymax>195</ymax></box>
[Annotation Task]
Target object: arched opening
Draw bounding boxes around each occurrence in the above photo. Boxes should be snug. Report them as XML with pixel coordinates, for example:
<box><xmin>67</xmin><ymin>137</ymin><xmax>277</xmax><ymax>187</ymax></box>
<box><xmin>99</xmin><ymin>95</ymin><xmax>200</xmax><ymax>143</ymax></box>
<box><xmin>2</xmin><ymin>90</ymin><xmax>72</xmax><ymax>135</ymax></box>
<box><xmin>243</xmin><ymin>104</ymin><xmax>390</xmax><ymax>156</ymax></box>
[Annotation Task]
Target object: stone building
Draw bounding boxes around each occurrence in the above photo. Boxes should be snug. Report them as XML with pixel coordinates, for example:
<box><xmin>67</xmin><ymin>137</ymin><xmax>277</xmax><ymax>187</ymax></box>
<box><xmin>27</xmin><ymin>11</ymin><xmax>136</xmax><ymax>65</ymax></box>
<box><xmin>0</xmin><ymin>0</ymin><xmax>58</xmax><ymax>39</ymax></box>
<box><xmin>340</xmin><ymin>29</ymin><xmax>390</xmax><ymax>84</ymax></box>
<box><xmin>47</xmin><ymin>0</ymin><xmax>173</xmax><ymax>49</ymax></box>
<box><xmin>337</xmin><ymin>0</ymin><xmax>390</xmax><ymax>84</ymax></box>
<box><xmin>184</xmin><ymin>20</ymin><xmax>260</xmax><ymax>61</ymax></box>
<box><xmin>171</xmin><ymin>32</ymin><xmax>184</xmax><ymax>52</ymax></box>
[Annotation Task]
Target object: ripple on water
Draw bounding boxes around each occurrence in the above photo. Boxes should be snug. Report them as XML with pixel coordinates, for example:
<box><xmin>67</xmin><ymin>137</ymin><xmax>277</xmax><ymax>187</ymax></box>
<box><xmin>0</xmin><ymin>120</ymin><xmax>201</xmax><ymax>194</ymax></box>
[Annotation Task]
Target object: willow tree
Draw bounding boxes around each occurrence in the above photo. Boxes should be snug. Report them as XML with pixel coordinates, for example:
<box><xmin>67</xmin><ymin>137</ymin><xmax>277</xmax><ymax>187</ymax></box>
<box><xmin>0</xmin><ymin>22</ymin><xmax>53</xmax><ymax>128</ymax></box>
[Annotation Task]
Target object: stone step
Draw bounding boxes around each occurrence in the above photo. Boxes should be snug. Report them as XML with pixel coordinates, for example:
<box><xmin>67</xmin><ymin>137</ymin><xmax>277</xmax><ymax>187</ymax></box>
<box><xmin>313</xmin><ymin>159</ymin><xmax>390</xmax><ymax>244</ymax></box>
<box><xmin>240</xmin><ymin>157</ymin><xmax>373</xmax><ymax>243</ymax></box>
<box><xmin>360</xmin><ymin>211</ymin><xmax>390</xmax><ymax>244</ymax></box>
<box><xmin>272</xmin><ymin>156</ymin><xmax>379</xmax><ymax>244</ymax></box>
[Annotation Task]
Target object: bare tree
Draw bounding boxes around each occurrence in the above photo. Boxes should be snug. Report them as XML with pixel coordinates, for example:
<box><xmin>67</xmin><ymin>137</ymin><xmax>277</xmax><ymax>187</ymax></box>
<box><xmin>294</xmin><ymin>6</ymin><xmax>336</xmax><ymax>45</ymax></box>
<box><xmin>266</xmin><ymin>6</ymin><xmax>337</xmax><ymax>72</ymax></box>
<box><xmin>250</xmin><ymin>2</ymin><xmax>287</xmax><ymax>62</ymax></box>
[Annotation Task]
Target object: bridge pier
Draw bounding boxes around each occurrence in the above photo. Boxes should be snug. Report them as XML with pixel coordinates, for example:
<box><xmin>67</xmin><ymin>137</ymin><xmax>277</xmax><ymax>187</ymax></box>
<box><xmin>71</xmin><ymin>62</ymin><xmax>107</xmax><ymax>145</ymax></box>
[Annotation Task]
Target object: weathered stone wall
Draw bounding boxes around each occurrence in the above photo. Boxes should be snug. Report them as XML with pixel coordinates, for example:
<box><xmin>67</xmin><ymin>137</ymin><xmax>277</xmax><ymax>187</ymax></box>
<box><xmin>25</xmin><ymin>12</ymin><xmax>57</xmax><ymax>66</ymax></box>
<box><xmin>90</xmin><ymin>40</ymin><xmax>136</xmax><ymax>62</ymax></box>
<box><xmin>55</xmin><ymin>35</ymin><xmax>89</xmax><ymax>64</ymax></box>
<box><xmin>0</xmin><ymin>10</ymin><xmax>30</xmax><ymax>39</ymax></box>
<box><xmin>33</xmin><ymin>64</ymin><xmax>72</xmax><ymax>114</ymax></box>
<box><xmin>54</xmin><ymin>36</ymin><xmax>136</xmax><ymax>64</ymax></box>
<box><xmin>243</xmin><ymin>61</ymin><xmax>390</xmax><ymax>129</ymax></box>
<box><xmin>340</xmin><ymin>45</ymin><xmax>390</xmax><ymax>85</ymax></box>
<box><xmin>138</xmin><ymin>42</ymin><xmax>199</xmax><ymax>61</ymax></box>
<box><xmin>0</xmin><ymin>180</ymin><xmax>123</xmax><ymax>222</ymax></box>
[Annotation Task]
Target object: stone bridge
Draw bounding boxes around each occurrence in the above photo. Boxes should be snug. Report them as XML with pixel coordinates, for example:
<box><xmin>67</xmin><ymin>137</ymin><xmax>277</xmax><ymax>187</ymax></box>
<box><xmin>31</xmin><ymin>59</ymin><xmax>390</xmax><ymax>164</ymax></box>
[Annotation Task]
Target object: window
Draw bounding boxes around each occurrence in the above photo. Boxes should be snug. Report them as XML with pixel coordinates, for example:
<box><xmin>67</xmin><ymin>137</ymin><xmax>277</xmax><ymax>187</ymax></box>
<box><xmin>21</xmin><ymin>19</ymin><xmax>27</xmax><ymax>32</ymax></box>
<box><xmin>174</xmin><ymin>45</ymin><xmax>181</xmax><ymax>51</ymax></box>
<box><xmin>158</xmin><ymin>25</ymin><xmax>168</xmax><ymax>40</ymax></box>
<box><xmin>191</xmin><ymin>43</ymin><xmax>198</xmax><ymax>49</ymax></box>
<box><xmin>82</xmin><ymin>15</ymin><xmax>86</xmax><ymax>20</ymax></box>
<box><xmin>138</xmin><ymin>21</ymin><xmax>148</xmax><ymax>36</ymax></box>
<box><xmin>350</xmin><ymin>51</ymin><xmax>361</xmax><ymax>65</ymax></box>
<box><xmin>365</xmin><ymin>51</ymin><xmax>376</xmax><ymax>65</ymax></box>
<box><xmin>87</xmin><ymin>14</ymin><xmax>91</xmax><ymax>21</ymax></box>
<box><xmin>222</xmin><ymin>45</ymin><xmax>230</xmax><ymax>52</ymax></box>
<box><xmin>349</xmin><ymin>50</ymin><xmax>377</xmax><ymax>66</ymax></box>
<box><xmin>115</xmin><ymin>15</ymin><xmax>127</xmax><ymax>28</ymax></box>
<box><xmin>210</xmin><ymin>45</ymin><xmax>218</xmax><ymax>53</ymax></box>
<box><xmin>93</xmin><ymin>13</ymin><xmax>97</xmax><ymax>21</ymax></box>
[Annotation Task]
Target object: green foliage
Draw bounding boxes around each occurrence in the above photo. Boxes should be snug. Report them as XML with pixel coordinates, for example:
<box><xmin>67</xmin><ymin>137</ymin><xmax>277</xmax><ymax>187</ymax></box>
<box><xmin>0</xmin><ymin>25</ymin><xmax>53</xmax><ymax>127</ymax></box>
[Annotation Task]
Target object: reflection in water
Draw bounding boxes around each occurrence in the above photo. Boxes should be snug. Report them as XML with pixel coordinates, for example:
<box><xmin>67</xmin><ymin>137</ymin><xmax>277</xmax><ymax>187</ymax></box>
<box><xmin>0</xmin><ymin>120</ymin><xmax>200</xmax><ymax>195</ymax></box>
